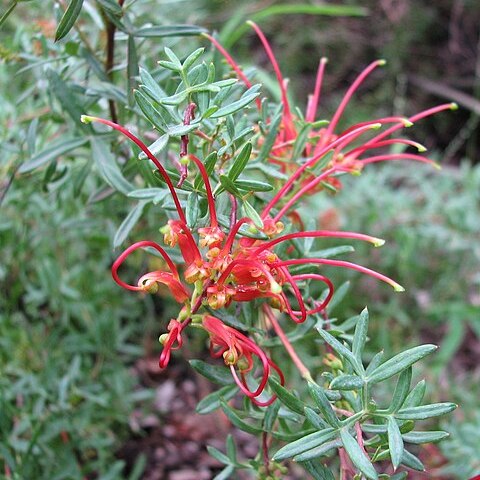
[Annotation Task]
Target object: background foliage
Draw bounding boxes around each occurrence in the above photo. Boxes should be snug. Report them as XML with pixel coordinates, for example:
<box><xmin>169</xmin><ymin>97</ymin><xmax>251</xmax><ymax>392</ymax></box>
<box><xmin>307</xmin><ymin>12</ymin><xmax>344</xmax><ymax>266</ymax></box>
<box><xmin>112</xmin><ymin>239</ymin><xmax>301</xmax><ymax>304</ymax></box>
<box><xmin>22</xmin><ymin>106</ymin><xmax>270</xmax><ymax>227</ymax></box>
<box><xmin>1</xmin><ymin>0</ymin><xmax>479</xmax><ymax>478</ymax></box>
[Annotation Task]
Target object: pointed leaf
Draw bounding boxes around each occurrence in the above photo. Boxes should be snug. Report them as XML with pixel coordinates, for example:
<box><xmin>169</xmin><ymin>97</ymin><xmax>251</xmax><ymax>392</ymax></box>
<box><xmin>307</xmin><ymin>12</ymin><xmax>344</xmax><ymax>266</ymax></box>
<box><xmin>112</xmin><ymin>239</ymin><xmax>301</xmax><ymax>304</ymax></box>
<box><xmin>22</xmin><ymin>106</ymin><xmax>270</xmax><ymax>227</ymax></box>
<box><xmin>402</xmin><ymin>431</ymin><xmax>449</xmax><ymax>444</ymax></box>
<box><xmin>396</xmin><ymin>403</ymin><xmax>457</xmax><ymax>420</ymax></box>
<box><xmin>268</xmin><ymin>377</ymin><xmax>305</xmax><ymax>415</ymax></box>
<box><xmin>55</xmin><ymin>0</ymin><xmax>84</xmax><ymax>42</ymax></box>
<box><xmin>307</xmin><ymin>381</ymin><xmax>340</xmax><ymax>428</ymax></box>
<box><xmin>329</xmin><ymin>375</ymin><xmax>364</xmax><ymax>391</ymax></box>
<box><xmin>387</xmin><ymin>367</ymin><xmax>412</xmax><ymax>413</ymax></box>
<box><xmin>228</xmin><ymin>142</ymin><xmax>252</xmax><ymax>181</ymax></box>
<box><xmin>220</xmin><ymin>401</ymin><xmax>262</xmax><ymax>434</ymax></box>
<box><xmin>340</xmin><ymin>429</ymin><xmax>378</xmax><ymax>480</ymax></box>
<box><xmin>352</xmin><ymin>308</ymin><xmax>369</xmax><ymax>360</ymax></box>
<box><xmin>387</xmin><ymin>416</ymin><xmax>404</xmax><ymax>470</ymax></box>
<box><xmin>196</xmin><ymin>385</ymin><xmax>238</xmax><ymax>414</ymax></box>
<box><xmin>113</xmin><ymin>201</ymin><xmax>147</xmax><ymax>248</ymax></box>
<box><xmin>90</xmin><ymin>138</ymin><xmax>134</xmax><ymax>194</ymax></box>
<box><xmin>367</xmin><ymin>345</ymin><xmax>437</xmax><ymax>384</ymax></box>
<box><xmin>19</xmin><ymin>137</ymin><xmax>88</xmax><ymax>173</ymax></box>
<box><xmin>189</xmin><ymin>359</ymin><xmax>235</xmax><ymax>385</ymax></box>
<box><xmin>242</xmin><ymin>200</ymin><xmax>263</xmax><ymax>229</ymax></box>
<box><xmin>316</xmin><ymin>328</ymin><xmax>363</xmax><ymax>375</ymax></box>
<box><xmin>273</xmin><ymin>428</ymin><xmax>337</xmax><ymax>461</ymax></box>
<box><xmin>132</xmin><ymin>25</ymin><xmax>207</xmax><ymax>38</ymax></box>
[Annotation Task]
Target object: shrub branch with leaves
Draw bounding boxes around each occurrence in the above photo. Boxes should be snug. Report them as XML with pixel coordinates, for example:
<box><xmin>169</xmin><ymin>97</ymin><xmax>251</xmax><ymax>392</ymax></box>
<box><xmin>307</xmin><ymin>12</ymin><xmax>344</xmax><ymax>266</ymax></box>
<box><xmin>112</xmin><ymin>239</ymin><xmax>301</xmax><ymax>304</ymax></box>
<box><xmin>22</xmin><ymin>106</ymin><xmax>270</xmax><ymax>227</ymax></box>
<box><xmin>77</xmin><ymin>22</ymin><xmax>458</xmax><ymax>479</ymax></box>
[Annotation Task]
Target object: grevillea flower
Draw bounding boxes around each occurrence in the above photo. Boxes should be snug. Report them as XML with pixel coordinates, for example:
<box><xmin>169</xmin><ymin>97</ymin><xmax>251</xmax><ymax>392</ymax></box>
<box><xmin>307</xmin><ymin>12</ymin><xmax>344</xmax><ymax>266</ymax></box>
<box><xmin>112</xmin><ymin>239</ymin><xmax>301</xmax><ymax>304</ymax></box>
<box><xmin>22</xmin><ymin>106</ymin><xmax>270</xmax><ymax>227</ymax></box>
<box><xmin>81</xmin><ymin>32</ymin><xmax>453</xmax><ymax>404</ymax></box>
<box><xmin>202</xmin><ymin>315</ymin><xmax>284</xmax><ymax>406</ymax></box>
<box><xmin>205</xmin><ymin>22</ymin><xmax>456</xmax><ymax>197</ymax></box>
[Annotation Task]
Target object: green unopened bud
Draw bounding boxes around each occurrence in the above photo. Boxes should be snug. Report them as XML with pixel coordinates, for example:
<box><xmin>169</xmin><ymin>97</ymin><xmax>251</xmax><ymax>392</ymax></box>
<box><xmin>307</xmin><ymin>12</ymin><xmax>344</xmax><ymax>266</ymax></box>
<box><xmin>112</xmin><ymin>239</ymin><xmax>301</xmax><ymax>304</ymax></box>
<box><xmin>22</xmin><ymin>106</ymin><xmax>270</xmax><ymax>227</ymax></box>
<box><xmin>179</xmin><ymin>156</ymin><xmax>190</xmax><ymax>165</ymax></box>
<box><xmin>400</xmin><ymin>420</ymin><xmax>415</xmax><ymax>434</ymax></box>
<box><xmin>236</xmin><ymin>357</ymin><xmax>249</xmax><ymax>371</ymax></box>
<box><xmin>269</xmin><ymin>281</ymin><xmax>282</xmax><ymax>295</ymax></box>
<box><xmin>223</xmin><ymin>349</ymin><xmax>237</xmax><ymax>366</ymax></box>
<box><xmin>142</xmin><ymin>279</ymin><xmax>159</xmax><ymax>294</ymax></box>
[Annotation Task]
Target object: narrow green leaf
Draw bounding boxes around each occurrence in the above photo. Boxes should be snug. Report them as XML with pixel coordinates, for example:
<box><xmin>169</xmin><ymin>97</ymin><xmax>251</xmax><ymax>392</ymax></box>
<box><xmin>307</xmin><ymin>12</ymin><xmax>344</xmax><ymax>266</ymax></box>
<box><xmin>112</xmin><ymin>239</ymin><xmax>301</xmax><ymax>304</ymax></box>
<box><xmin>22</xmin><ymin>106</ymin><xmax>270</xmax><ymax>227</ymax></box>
<box><xmin>127</xmin><ymin>35</ymin><xmax>139</xmax><ymax>106</ymax></box>
<box><xmin>96</xmin><ymin>0</ymin><xmax>123</xmax><ymax>15</ymax></box>
<box><xmin>367</xmin><ymin>345</ymin><xmax>437</xmax><ymax>384</ymax></box>
<box><xmin>352</xmin><ymin>308</ymin><xmax>369</xmax><ymax>360</ymax></box>
<box><xmin>213</xmin><ymin>465</ymin><xmax>235</xmax><ymax>480</ymax></box>
<box><xmin>206</xmin><ymin>446</ymin><xmax>230</xmax><ymax>465</ymax></box>
<box><xmin>139</xmin><ymin>67</ymin><xmax>167</xmax><ymax>103</ymax></box>
<box><xmin>132</xmin><ymin>24</ymin><xmax>207</xmax><ymax>38</ymax></box>
<box><xmin>196</xmin><ymin>385</ymin><xmax>237</xmax><ymax>414</ymax></box>
<box><xmin>113</xmin><ymin>201</ymin><xmax>146</xmax><ymax>248</ymax></box>
<box><xmin>293</xmin><ymin>439</ymin><xmax>342</xmax><ymax>462</ymax></box>
<box><xmin>47</xmin><ymin>70</ymin><xmax>87</xmax><ymax>125</ymax></box>
<box><xmin>210</xmin><ymin>85</ymin><xmax>261</xmax><ymax>118</ymax></box>
<box><xmin>220</xmin><ymin>401</ymin><xmax>262</xmax><ymax>434</ymax></box>
<box><xmin>127</xmin><ymin>188</ymin><xmax>166</xmax><ymax>200</ymax></box>
<box><xmin>90</xmin><ymin>137</ymin><xmax>133</xmax><ymax>195</ymax></box>
<box><xmin>189</xmin><ymin>359</ymin><xmax>235</xmax><ymax>385</ymax></box>
<box><xmin>219</xmin><ymin>174</ymin><xmax>241</xmax><ymax>196</ymax></box>
<box><xmin>55</xmin><ymin>0</ymin><xmax>84</xmax><ymax>42</ymax></box>
<box><xmin>226</xmin><ymin>434</ymin><xmax>236</xmax><ymax>461</ymax></box>
<box><xmin>273</xmin><ymin>428</ymin><xmax>336</xmax><ymax>461</ymax></box>
<box><xmin>340</xmin><ymin>429</ymin><xmax>378</xmax><ymax>480</ymax></box>
<box><xmin>19</xmin><ymin>137</ymin><xmax>88</xmax><ymax>173</ymax></box>
<box><xmin>402</xmin><ymin>380</ymin><xmax>426</xmax><ymax>408</ymax></box>
<box><xmin>186</xmin><ymin>192</ymin><xmax>200</xmax><ymax>228</ymax></box>
<box><xmin>402</xmin><ymin>431</ymin><xmax>449</xmax><ymax>444</ymax></box>
<box><xmin>307</xmin><ymin>381</ymin><xmax>340</xmax><ymax>428</ymax></box>
<box><xmin>401</xmin><ymin>449</ymin><xmax>425</xmax><ymax>471</ymax></box>
<box><xmin>396</xmin><ymin>403</ymin><xmax>457</xmax><ymax>420</ymax></box>
<box><xmin>387</xmin><ymin>367</ymin><xmax>412</xmax><ymax>413</ymax></box>
<box><xmin>290</xmin><ymin>123</ymin><xmax>312</xmax><ymax>161</ymax></box>
<box><xmin>299</xmin><ymin>460</ymin><xmax>336</xmax><ymax>480</ymax></box>
<box><xmin>242</xmin><ymin>200</ymin><xmax>263</xmax><ymax>229</ymax></box>
<box><xmin>316</xmin><ymin>328</ymin><xmax>363</xmax><ymax>376</ymax></box>
<box><xmin>329</xmin><ymin>375</ymin><xmax>364</xmax><ymax>391</ymax></box>
<box><xmin>235</xmin><ymin>179</ymin><xmax>273</xmax><ymax>192</ymax></box>
<box><xmin>194</xmin><ymin>152</ymin><xmax>217</xmax><ymax>189</ymax></box>
<box><xmin>134</xmin><ymin>90</ymin><xmax>168</xmax><ymax>133</ymax></box>
<box><xmin>224</xmin><ymin>4</ymin><xmax>366</xmax><ymax>48</ymax></box>
<box><xmin>167</xmin><ymin>123</ymin><xmax>198</xmax><ymax>137</ymax></box>
<box><xmin>138</xmin><ymin>134</ymin><xmax>169</xmax><ymax>160</ymax></box>
<box><xmin>264</xmin><ymin>399</ymin><xmax>281</xmax><ymax>431</ymax></box>
<box><xmin>365</xmin><ymin>350</ymin><xmax>385</xmax><ymax>375</ymax></box>
<box><xmin>256</xmin><ymin>112</ymin><xmax>282</xmax><ymax>164</ymax></box>
<box><xmin>387</xmin><ymin>417</ymin><xmax>404</xmax><ymax>470</ymax></box>
<box><xmin>268</xmin><ymin>377</ymin><xmax>304</xmax><ymax>415</ymax></box>
<box><xmin>183</xmin><ymin>47</ymin><xmax>205</xmax><ymax>70</ymax></box>
<box><xmin>228</xmin><ymin>142</ymin><xmax>252</xmax><ymax>181</ymax></box>
<box><xmin>304</xmin><ymin>407</ymin><xmax>329</xmax><ymax>430</ymax></box>
<box><xmin>164</xmin><ymin>47</ymin><xmax>182</xmax><ymax>68</ymax></box>
<box><xmin>0</xmin><ymin>2</ymin><xmax>18</xmax><ymax>29</ymax></box>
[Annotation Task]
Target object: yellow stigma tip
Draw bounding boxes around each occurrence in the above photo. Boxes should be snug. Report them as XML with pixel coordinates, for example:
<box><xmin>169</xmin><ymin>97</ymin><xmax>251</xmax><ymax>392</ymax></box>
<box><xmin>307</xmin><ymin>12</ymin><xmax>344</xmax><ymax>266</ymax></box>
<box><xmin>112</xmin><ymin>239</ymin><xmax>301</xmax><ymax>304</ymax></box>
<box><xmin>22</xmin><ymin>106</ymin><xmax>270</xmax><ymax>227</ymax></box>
<box><xmin>450</xmin><ymin>102</ymin><xmax>459</xmax><ymax>110</ymax></box>
<box><xmin>433</xmin><ymin>163</ymin><xmax>442</xmax><ymax>170</ymax></box>
<box><xmin>393</xmin><ymin>284</ymin><xmax>405</xmax><ymax>293</ymax></box>
<box><xmin>403</xmin><ymin>120</ymin><xmax>414</xmax><ymax>127</ymax></box>
<box><xmin>378</xmin><ymin>59</ymin><xmax>387</xmax><ymax>66</ymax></box>
<box><xmin>80</xmin><ymin>115</ymin><xmax>93</xmax><ymax>124</ymax></box>
<box><xmin>372</xmin><ymin>238</ymin><xmax>385</xmax><ymax>247</ymax></box>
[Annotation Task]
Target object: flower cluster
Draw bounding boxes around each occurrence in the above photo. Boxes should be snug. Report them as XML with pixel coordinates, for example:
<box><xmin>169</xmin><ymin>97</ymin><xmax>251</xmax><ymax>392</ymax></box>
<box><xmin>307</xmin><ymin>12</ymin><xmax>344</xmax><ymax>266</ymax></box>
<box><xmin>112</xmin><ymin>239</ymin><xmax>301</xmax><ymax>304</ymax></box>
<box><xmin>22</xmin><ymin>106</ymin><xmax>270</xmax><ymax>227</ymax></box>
<box><xmin>81</xmin><ymin>23</ymin><xmax>454</xmax><ymax>405</ymax></box>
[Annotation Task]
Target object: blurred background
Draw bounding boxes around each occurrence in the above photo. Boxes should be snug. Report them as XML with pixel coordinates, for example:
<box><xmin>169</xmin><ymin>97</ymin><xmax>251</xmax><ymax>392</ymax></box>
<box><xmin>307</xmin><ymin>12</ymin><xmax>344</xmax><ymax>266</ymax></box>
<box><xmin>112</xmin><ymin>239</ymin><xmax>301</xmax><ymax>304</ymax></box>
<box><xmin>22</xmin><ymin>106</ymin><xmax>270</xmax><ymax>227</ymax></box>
<box><xmin>1</xmin><ymin>0</ymin><xmax>479</xmax><ymax>478</ymax></box>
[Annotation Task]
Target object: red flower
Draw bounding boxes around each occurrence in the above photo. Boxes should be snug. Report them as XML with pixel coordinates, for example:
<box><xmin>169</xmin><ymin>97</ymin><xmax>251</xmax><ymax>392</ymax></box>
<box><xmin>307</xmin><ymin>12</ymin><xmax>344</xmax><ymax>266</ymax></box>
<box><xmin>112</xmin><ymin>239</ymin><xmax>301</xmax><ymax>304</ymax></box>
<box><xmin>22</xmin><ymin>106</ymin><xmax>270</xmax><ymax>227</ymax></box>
<box><xmin>206</xmin><ymin>22</ymin><xmax>455</xmax><ymax>197</ymax></box>
<box><xmin>202</xmin><ymin>315</ymin><xmax>284</xmax><ymax>406</ymax></box>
